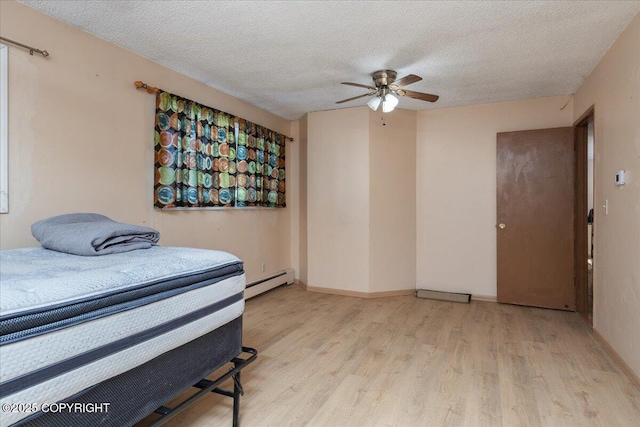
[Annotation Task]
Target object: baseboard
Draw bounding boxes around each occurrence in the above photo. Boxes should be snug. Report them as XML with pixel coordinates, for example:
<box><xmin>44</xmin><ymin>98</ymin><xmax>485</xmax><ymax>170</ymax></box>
<box><xmin>298</xmin><ymin>284</ymin><xmax>494</xmax><ymax>301</ymax></box>
<box><xmin>245</xmin><ymin>269</ymin><xmax>295</xmax><ymax>299</ymax></box>
<box><xmin>304</xmin><ymin>284</ymin><xmax>414</xmax><ymax>299</ymax></box>
<box><xmin>471</xmin><ymin>294</ymin><xmax>498</xmax><ymax>302</ymax></box>
<box><xmin>593</xmin><ymin>328</ymin><xmax>640</xmax><ymax>390</ymax></box>
<box><xmin>368</xmin><ymin>289</ymin><xmax>416</xmax><ymax>298</ymax></box>
<box><xmin>577</xmin><ymin>310</ymin><xmax>592</xmax><ymax>327</ymax></box>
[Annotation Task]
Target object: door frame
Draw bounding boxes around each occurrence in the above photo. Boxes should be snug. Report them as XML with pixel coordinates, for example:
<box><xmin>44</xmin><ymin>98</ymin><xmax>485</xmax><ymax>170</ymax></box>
<box><xmin>574</xmin><ymin>105</ymin><xmax>594</xmax><ymax>324</ymax></box>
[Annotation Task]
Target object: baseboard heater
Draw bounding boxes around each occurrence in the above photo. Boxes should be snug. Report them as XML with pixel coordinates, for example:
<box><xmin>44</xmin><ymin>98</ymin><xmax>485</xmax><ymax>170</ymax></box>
<box><xmin>416</xmin><ymin>289</ymin><xmax>471</xmax><ymax>304</ymax></box>
<box><xmin>245</xmin><ymin>268</ymin><xmax>295</xmax><ymax>299</ymax></box>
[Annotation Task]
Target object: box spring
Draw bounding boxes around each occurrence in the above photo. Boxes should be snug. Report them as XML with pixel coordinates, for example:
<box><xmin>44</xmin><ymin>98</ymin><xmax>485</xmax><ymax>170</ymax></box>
<box><xmin>16</xmin><ymin>317</ymin><xmax>242</xmax><ymax>426</ymax></box>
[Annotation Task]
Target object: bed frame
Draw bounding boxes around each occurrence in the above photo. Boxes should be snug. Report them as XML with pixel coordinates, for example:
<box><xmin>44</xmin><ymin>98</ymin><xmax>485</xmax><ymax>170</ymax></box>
<box><xmin>149</xmin><ymin>346</ymin><xmax>257</xmax><ymax>427</ymax></box>
<box><xmin>17</xmin><ymin>317</ymin><xmax>257</xmax><ymax>427</ymax></box>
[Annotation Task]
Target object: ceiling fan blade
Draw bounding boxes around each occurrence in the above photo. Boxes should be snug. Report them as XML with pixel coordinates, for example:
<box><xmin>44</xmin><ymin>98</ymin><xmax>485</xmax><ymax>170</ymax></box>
<box><xmin>398</xmin><ymin>89</ymin><xmax>439</xmax><ymax>102</ymax></box>
<box><xmin>335</xmin><ymin>92</ymin><xmax>377</xmax><ymax>104</ymax></box>
<box><xmin>341</xmin><ymin>82</ymin><xmax>377</xmax><ymax>91</ymax></box>
<box><xmin>393</xmin><ymin>74</ymin><xmax>422</xmax><ymax>88</ymax></box>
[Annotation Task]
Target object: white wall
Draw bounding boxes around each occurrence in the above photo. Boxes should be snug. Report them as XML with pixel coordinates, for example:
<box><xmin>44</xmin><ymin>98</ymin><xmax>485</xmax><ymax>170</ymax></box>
<box><xmin>416</xmin><ymin>96</ymin><xmax>573</xmax><ymax>298</ymax></box>
<box><xmin>573</xmin><ymin>11</ymin><xmax>640</xmax><ymax>379</ymax></box>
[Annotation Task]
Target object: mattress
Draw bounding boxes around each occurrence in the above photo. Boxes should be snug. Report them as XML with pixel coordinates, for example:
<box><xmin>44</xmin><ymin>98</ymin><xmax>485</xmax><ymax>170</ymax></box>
<box><xmin>0</xmin><ymin>247</ymin><xmax>245</xmax><ymax>427</ymax></box>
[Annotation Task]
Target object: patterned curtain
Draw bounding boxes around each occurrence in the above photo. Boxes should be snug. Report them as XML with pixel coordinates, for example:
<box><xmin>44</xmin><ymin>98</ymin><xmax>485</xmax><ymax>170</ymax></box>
<box><xmin>235</xmin><ymin>119</ymin><xmax>286</xmax><ymax>207</ymax></box>
<box><xmin>154</xmin><ymin>91</ymin><xmax>235</xmax><ymax>208</ymax></box>
<box><xmin>154</xmin><ymin>90</ymin><xmax>286</xmax><ymax>208</ymax></box>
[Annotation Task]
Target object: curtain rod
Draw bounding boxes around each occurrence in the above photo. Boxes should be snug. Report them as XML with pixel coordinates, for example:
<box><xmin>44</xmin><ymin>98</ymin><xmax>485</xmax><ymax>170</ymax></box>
<box><xmin>0</xmin><ymin>36</ymin><xmax>49</xmax><ymax>57</ymax></box>
<box><xmin>134</xmin><ymin>81</ymin><xmax>294</xmax><ymax>142</ymax></box>
<box><xmin>134</xmin><ymin>80</ymin><xmax>160</xmax><ymax>94</ymax></box>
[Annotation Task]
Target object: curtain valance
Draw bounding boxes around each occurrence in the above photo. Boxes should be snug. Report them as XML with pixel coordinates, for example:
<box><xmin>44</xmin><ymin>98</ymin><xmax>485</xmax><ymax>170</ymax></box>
<box><xmin>153</xmin><ymin>91</ymin><xmax>286</xmax><ymax>209</ymax></box>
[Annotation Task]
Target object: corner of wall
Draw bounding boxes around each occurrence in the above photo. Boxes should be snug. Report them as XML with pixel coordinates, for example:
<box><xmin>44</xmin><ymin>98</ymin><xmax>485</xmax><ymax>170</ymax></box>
<box><xmin>367</xmin><ymin>108</ymin><xmax>417</xmax><ymax>293</ymax></box>
<box><xmin>571</xmin><ymin>11</ymin><xmax>640</xmax><ymax>381</ymax></box>
<box><xmin>298</xmin><ymin>114</ymin><xmax>308</xmax><ymax>284</ymax></box>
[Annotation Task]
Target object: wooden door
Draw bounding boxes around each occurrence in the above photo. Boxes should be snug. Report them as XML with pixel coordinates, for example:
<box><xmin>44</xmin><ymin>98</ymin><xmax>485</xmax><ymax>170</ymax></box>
<box><xmin>497</xmin><ymin>127</ymin><xmax>575</xmax><ymax>310</ymax></box>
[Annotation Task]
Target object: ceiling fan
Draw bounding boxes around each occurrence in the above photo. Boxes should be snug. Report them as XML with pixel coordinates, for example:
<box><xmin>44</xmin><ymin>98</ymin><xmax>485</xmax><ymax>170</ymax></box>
<box><xmin>336</xmin><ymin>69</ymin><xmax>439</xmax><ymax>112</ymax></box>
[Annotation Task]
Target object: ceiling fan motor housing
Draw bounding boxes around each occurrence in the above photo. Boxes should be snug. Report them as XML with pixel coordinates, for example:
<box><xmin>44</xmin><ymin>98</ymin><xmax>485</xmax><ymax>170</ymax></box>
<box><xmin>371</xmin><ymin>70</ymin><xmax>397</xmax><ymax>88</ymax></box>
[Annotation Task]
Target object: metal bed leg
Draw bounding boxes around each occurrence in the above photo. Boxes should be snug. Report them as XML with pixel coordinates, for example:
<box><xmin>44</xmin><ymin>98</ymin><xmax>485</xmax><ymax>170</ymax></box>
<box><xmin>232</xmin><ymin>371</ymin><xmax>241</xmax><ymax>427</ymax></box>
<box><xmin>232</xmin><ymin>355</ymin><xmax>247</xmax><ymax>427</ymax></box>
<box><xmin>148</xmin><ymin>347</ymin><xmax>257</xmax><ymax>427</ymax></box>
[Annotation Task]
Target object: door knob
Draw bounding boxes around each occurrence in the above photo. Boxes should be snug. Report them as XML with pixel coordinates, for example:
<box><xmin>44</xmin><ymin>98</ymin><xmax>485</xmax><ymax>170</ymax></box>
<box><xmin>498</xmin><ymin>223</ymin><xmax>506</xmax><ymax>229</ymax></box>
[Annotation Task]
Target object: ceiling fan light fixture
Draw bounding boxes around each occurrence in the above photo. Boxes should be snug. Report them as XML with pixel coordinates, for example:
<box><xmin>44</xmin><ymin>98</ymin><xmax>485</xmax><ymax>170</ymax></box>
<box><xmin>367</xmin><ymin>96</ymin><xmax>381</xmax><ymax>111</ymax></box>
<box><xmin>337</xmin><ymin>70</ymin><xmax>439</xmax><ymax>109</ymax></box>
<box><xmin>382</xmin><ymin>93</ymin><xmax>398</xmax><ymax>113</ymax></box>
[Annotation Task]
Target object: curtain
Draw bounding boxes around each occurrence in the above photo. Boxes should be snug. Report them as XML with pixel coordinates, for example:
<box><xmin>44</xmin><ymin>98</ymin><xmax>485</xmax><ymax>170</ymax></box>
<box><xmin>154</xmin><ymin>90</ymin><xmax>285</xmax><ymax>208</ymax></box>
<box><xmin>154</xmin><ymin>91</ymin><xmax>234</xmax><ymax>208</ymax></box>
<box><xmin>235</xmin><ymin>119</ymin><xmax>286</xmax><ymax>207</ymax></box>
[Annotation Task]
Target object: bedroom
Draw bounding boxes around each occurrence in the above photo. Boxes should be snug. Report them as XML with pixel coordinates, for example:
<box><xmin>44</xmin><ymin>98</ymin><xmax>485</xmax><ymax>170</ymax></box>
<box><xmin>0</xmin><ymin>0</ymin><xmax>639</xmax><ymax>425</ymax></box>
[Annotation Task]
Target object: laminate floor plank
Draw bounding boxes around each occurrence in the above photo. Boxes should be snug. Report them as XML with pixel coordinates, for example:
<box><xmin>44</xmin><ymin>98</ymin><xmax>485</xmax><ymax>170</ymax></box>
<box><xmin>139</xmin><ymin>285</ymin><xmax>640</xmax><ymax>427</ymax></box>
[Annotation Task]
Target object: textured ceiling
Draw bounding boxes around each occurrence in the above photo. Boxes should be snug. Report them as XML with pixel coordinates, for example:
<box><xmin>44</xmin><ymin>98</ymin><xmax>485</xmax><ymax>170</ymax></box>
<box><xmin>19</xmin><ymin>1</ymin><xmax>640</xmax><ymax>120</ymax></box>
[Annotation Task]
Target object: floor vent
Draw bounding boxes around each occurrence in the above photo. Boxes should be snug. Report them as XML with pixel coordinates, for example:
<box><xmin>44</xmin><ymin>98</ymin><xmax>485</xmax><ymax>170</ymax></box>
<box><xmin>416</xmin><ymin>289</ymin><xmax>471</xmax><ymax>304</ymax></box>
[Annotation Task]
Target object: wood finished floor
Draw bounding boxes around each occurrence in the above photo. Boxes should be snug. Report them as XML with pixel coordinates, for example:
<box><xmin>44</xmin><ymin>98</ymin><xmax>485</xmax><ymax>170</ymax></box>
<box><xmin>143</xmin><ymin>285</ymin><xmax>640</xmax><ymax>426</ymax></box>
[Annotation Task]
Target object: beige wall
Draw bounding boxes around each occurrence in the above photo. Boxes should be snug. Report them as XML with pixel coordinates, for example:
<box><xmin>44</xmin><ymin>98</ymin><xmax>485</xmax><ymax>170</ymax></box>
<box><xmin>297</xmin><ymin>114</ymin><xmax>309</xmax><ymax>285</ymax></box>
<box><xmin>0</xmin><ymin>1</ymin><xmax>293</xmax><ymax>283</ymax></box>
<box><xmin>588</xmin><ymin>159</ymin><xmax>594</xmax><ymax>211</ymax></box>
<box><xmin>369</xmin><ymin>109</ymin><xmax>416</xmax><ymax>292</ymax></box>
<box><xmin>416</xmin><ymin>96</ymin><xmax>573</xmax><ymax>298</ymax></box>
<box><xmin>307</xmin><ymin>107</ymin><xmax>416</xmax><ymax>294</ymax></box>
<box><xmin>288</xmin><ymin>120</ymin><xmax>301</xmax><ymax>279</ymax></box>
<box><xmin>573</xmin><ymin>12</ymin><xmax>640</xmax><ymax>378</ymax></box>
<box><xmin>307</xmin><ymin>107</ymin><xmax>370</xmax><ymax>292</ymax></box>
<box><xmin>588</xmin><ymin>120</ymin><xmax>595</xmax><ymax>211</ymax></box>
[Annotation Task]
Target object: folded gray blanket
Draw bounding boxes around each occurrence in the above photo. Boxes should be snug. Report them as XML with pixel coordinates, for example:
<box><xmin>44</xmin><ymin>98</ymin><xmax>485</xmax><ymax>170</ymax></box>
<box><xmin>31</xmin><ymin>213</ymin><xmax>160</xmax><ymax>256</ymax></box>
